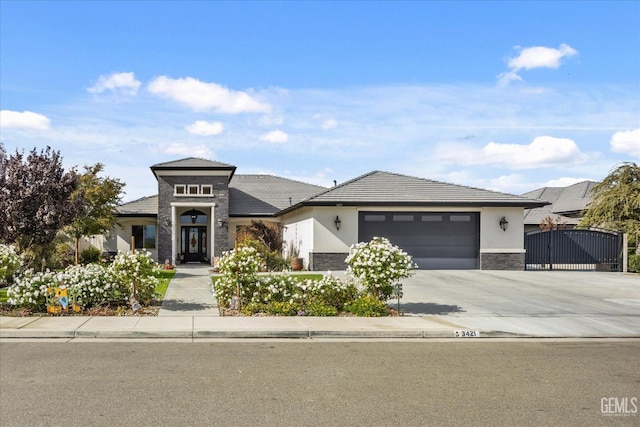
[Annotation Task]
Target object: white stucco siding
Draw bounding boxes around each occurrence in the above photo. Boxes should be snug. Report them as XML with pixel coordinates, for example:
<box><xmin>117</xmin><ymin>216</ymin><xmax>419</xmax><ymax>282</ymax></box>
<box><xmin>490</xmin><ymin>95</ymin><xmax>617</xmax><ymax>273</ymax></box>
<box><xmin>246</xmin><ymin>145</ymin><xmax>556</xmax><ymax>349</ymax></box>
<box><xmin>310</xmin><ymin>207</ymin><xmax>358</xmax><ymax>252</ymax></box>
<box><xmin>479</xmin><ymin>207</ymin><xmax>525</xmax><ymax>252</ymax></box>
<box><xmin>282</xmin><ymin>211</ymin><xmax>314</xmax><ymax>267</ymax></box>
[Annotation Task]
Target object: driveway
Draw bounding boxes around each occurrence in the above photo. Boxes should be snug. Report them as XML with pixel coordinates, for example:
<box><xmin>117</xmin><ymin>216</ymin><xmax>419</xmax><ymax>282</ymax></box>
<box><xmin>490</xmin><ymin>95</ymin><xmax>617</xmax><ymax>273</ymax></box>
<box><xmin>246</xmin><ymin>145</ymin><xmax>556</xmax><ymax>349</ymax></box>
<box><xmin>399</xmin><ymin>270</ymin><xmax>640</xmax><ymax>336</ymax></box>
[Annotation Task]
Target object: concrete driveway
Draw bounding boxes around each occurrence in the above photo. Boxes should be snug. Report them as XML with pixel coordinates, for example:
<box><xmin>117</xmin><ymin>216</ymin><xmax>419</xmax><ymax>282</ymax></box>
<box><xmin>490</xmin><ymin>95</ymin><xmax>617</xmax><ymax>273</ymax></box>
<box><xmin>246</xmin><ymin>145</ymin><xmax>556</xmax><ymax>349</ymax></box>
<box><xmin>399</xmin><ymin>270</ymin><xmax>640</xmax><ymax>337</ymax></box>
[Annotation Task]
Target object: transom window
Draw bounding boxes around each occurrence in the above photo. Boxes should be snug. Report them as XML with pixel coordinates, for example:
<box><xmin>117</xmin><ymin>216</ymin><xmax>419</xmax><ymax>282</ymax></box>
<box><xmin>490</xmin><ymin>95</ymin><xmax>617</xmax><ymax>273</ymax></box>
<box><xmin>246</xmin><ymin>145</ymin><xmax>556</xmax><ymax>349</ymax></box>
<box><xmin>174</xmin><ymin>184</ymin><xmax>215</xmax><ymax>197</ymax></box>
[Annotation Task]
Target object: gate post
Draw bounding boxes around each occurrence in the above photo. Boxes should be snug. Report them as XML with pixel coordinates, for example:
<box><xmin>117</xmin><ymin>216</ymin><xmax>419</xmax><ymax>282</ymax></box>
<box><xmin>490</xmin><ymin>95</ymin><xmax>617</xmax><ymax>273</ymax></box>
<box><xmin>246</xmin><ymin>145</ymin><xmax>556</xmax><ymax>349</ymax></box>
<box><xmin>623</xmin><ymin>233</ymin><xmax>628</xmax><ymax>273</ymax></box>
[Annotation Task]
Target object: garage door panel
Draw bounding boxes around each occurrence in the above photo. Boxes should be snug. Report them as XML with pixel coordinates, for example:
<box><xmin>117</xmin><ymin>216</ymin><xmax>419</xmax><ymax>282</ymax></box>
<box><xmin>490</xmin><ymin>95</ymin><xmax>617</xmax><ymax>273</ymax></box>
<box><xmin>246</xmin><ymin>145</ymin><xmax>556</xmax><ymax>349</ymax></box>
<box><xmin>359</xmin><ymin>211</ymin><xmax>479</xmax><ymax>270</ymax></box>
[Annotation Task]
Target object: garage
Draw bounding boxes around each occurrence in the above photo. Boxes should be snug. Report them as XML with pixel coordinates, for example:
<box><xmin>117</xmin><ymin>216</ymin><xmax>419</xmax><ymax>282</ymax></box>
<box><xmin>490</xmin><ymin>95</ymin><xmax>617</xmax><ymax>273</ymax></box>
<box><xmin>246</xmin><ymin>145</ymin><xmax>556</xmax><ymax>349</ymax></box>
<box><xmin>358</xmin><ymin>211</ymin><xmax>480</xmax><ymax>269</ymax></box>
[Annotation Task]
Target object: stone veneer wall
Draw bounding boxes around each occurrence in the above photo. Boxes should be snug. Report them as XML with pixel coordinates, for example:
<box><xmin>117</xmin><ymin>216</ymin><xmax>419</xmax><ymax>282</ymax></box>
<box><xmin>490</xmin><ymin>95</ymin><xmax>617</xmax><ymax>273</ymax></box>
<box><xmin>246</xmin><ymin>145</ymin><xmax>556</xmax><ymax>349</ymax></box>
<box><xmin>480</xmin><ymin>253</ymin><xmax>525</xmax><ymax>270</ymax></box>
<box><xmin>156</xmin><ymin>175</ymin><xmax>230</xmax><ymax>263</ymax></box>
<box><xmin>309</xmin><ymin>252</ymin><xmax>349</xmax><ymax>271</ymax></box>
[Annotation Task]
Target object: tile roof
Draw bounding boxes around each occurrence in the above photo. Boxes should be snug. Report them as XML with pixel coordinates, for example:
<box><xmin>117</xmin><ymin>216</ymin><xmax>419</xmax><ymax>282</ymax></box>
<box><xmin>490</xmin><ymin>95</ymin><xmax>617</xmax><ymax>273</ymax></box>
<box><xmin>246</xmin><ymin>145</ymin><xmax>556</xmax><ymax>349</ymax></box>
<box><xmin>522</xmin><ymin>180</ymin><xmax>597</xmax><ymax>225</ymax></box>
<box><xmin>150</xmin><ymin>157</ymin><xmax>236</xmax><ymax>169</ymax></box>
<box><xmin>229</xmin><ymin>175</ymin><xmax>327</xmax><ymax>216</ymax></box>
<box><xmin>116</xmin><ymin>195</ymin><xmax>158</xmax><ymax>216</ymax></box>
<box><xmin>283</xmin><ymin>171</ymin><xmax>548</xmax><ymax>211</ymax></box>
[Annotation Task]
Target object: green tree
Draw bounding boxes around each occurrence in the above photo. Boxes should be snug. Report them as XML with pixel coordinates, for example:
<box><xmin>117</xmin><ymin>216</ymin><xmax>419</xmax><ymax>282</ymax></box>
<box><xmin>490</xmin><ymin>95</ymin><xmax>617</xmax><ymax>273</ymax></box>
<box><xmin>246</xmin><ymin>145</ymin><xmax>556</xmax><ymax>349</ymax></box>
<box><xmin>0</xmin><ymin>144</ymin><xmax>82</xmax><ymax>267</ymax></box>
<box><xmin>65</xmin><ymin>163</ymin><xmax>125</xmax><ymax>264</ymax></box>
<box><xmin>580</xmin><ymin>162</ymin><xmax>640</xmax><ymax>251</ymax></box>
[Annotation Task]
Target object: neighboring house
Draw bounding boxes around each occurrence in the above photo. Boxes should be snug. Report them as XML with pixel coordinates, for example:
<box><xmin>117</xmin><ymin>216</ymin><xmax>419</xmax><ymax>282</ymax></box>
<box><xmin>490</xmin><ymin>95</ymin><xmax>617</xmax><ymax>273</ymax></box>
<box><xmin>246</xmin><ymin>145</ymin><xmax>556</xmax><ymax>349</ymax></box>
<box><xmin>92</xmin><ymin>157</ymin><xmax>548</xmax><ymax>271</ymax></box>
<box><xmin>522</xmin><ymin>181</ymin><xmax>597</xmax><ymax>233</ymax></box>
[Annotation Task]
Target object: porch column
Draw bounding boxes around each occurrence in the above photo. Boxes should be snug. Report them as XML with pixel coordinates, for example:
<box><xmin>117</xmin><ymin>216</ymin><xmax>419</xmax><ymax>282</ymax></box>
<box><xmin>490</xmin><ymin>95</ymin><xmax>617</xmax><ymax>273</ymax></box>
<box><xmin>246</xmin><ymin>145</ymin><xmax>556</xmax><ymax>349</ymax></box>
<box><xmin>210</xmin><ymin>205</ymin><xmax>215</xmax><ymax>266</ymax></box>
<box><xmin>171</xmin><ymin>205</ymin><xmax>177</xmax><ymax>264</ymax></box>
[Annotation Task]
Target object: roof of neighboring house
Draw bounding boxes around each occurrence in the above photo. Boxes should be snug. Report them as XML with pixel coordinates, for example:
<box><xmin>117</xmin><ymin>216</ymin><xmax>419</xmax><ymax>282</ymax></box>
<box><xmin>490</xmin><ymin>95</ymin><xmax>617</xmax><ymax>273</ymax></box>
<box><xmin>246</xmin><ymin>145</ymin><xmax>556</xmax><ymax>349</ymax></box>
<box><xmin>229</xmin><ymin>175</ymin><xmax>327</xmax><ymax>216</ymax></box>
<box><xmin>150</xmin><ymin>157</ymin><xmax>237</xmax><ymax>181</ymax></box>
<box><xmin>116</xmin><ymin>195</ymin><xmax>158</xmax><ymax>217</ymax></box>
<box><xmin>522</xmin><ymin>180</ymin><xmax>597</xmax><ymax>225</ymax></box>
<box><xmin>280</xmin><ymin>171</ymin><xmax>549</xmax><ymax>214</ymax></box>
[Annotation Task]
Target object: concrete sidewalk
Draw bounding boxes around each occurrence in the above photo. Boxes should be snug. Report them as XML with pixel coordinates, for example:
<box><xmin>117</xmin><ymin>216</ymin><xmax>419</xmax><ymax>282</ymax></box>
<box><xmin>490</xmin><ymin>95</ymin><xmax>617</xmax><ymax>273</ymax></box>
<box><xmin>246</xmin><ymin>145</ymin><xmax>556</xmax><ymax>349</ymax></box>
<box><xmin>2</xmin><ymin>313</ymin><xmax>639</xmax><ymax>339</ymax></box>
<box><xmin>158</xmin><ymin>264</ymin><xmax>219</xmax><ymax>316</ymax></box>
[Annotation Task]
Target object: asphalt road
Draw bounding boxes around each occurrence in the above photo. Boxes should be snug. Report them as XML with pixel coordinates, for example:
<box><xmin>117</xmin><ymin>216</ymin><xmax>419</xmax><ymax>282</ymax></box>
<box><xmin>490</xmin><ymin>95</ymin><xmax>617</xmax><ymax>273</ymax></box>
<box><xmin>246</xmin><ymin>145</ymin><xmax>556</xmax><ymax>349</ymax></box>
<box><xmin>1</xmin><ymin>341</ymin><xmax>638</xmax><ymax>426</ymax></box>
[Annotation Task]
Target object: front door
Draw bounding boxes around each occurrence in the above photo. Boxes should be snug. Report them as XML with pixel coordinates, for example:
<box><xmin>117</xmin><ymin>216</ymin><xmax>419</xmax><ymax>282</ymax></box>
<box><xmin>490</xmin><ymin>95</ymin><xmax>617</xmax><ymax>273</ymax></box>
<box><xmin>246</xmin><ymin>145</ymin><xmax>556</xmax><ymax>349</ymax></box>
<box><xmin>181</xmin><ymin>226</ymin><xmax>207</xmax><ymax>263</ymax></box>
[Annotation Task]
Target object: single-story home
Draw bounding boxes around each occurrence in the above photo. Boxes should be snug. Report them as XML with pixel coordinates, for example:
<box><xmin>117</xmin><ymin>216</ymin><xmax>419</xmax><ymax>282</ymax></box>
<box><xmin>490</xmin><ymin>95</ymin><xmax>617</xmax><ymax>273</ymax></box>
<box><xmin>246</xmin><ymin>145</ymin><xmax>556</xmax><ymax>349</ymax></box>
<box><xmin>92</xmin><ymin>157</ymin><xmax>549</xmax><ymax>271</ymax></box>
<box><xmin>522</xmin><ymin>181</ymin><xmax>597</xmax><ymax>232</ymax></box>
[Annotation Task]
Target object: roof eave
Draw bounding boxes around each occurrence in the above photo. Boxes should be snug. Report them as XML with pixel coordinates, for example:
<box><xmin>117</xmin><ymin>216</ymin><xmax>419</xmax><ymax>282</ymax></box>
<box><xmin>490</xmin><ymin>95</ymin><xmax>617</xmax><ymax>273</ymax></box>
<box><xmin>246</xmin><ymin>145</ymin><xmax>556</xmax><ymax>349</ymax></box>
<box><xmin>277</xmin><ymin>200</ymin><xmax>550</xmax><ymax>215</ymax></box>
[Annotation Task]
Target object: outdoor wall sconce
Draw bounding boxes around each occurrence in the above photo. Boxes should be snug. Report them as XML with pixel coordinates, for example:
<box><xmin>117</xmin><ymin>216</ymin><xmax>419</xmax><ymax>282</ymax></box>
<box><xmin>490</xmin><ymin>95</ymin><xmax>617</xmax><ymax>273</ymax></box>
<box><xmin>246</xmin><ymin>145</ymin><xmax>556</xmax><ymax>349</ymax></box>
<box><xmin>334</xmin><ymin>215</ymin><xmax>342</xmax><ymax>230</ymax></box>
<box><xmin>499</xmin><ymin>216</ymin><xmax>509</xmax><ymax>232</ymax></box>
<box><xmin>217</xmin><ymin>219</ymin><xmax>224</xmax><ymax>228</ymax></box>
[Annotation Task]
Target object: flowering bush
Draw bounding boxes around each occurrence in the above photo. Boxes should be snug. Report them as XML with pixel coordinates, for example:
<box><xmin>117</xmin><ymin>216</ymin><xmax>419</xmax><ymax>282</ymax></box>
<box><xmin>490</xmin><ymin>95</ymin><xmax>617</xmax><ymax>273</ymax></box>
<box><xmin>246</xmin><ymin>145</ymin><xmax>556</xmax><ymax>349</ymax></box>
<box><xmin>345</xmin><ymin>237</ymin><xmax>417</xmax><ymax>300</ymax></box>
<box><xmin>0</xmin><ymin>244</ymin><xmax>23</xmax><ymax>285</ymax></box>
<box><xmin>214</xmin><ymin>247</ymin><xmax>263</xmax><ymax>306</ymax></box>
<box><xmin>213</xmin><ymin>270</ymin><xmax>359</xmax><ymax>315</ymax></box>
<box><xmin>61</xmin><ymin>263</ymin><xmax>123</xmax><ymax>307</ymax></box>
<box><xmin>7</xmin><ymin>270</ymin><xmax>57</xmax><ymax>310</ymax></box>
<box><xmin>111</xmin><ymin>250</ymin><xmax>158</xmax><ymax>304</ymax></box>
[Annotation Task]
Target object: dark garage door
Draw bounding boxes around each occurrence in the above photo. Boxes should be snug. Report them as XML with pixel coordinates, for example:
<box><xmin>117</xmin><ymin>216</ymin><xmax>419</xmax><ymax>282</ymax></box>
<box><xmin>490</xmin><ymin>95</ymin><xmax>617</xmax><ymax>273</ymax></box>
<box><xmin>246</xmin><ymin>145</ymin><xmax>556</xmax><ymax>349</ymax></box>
<box><xmin>358</xmin><ymin>211</ymin><xmax>480</xmax><ymax>269</ymax></box>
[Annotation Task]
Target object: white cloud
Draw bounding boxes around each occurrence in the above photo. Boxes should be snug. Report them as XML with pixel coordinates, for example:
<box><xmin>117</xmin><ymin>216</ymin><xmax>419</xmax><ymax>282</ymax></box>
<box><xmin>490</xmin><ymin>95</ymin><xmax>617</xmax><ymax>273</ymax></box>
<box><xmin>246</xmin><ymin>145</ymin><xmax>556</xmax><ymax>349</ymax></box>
<box><xmin>259</xmin><ymin>130</ymin><xmax>288</xmax><ymax>143</ymax></box>
<box><xmin>610</xmin><ymin>128</ymin><xmax>640</xmax><ymax>157</ymax></box>
<box><xmin>163</xmin><ymin>142</ymin><xmax>213</xmax><ymax>158</ymax></box>
<box><xmin>498</xmin><ymin>44</ymin><xmax>578</xmax><ymax>86</ymax></box>
<box><xmin>185</xmin><ymin>120</ymin><xmax>224</xmax><ymax>136</ymax></box>
<box><xmin>543</xmin><ymin>177</ymin><xmax>592</xmax><ymax>187</ymax></box>
<box><xmin>88</xmin><ymin>72</ymin><xmax>141</xmax><ymax>95</ymax></box>
<box><xmin>321</xmin><ymin>118</ymin><xmax>338</xmax><ymax>130</ymax></box>
<box><xmin>437</xmin><ymin>136</ymin><xmax>586</xmax><ymax>169</ymax></box>
<box><xmin>0</xmin><ymin>110</ymin><xmax>51</xmax><ymax>130</ymax></box>
<box><xmin>147</xmin><ymin>76</ymin><xmax>271</xmax><ymax>113</ymax></box>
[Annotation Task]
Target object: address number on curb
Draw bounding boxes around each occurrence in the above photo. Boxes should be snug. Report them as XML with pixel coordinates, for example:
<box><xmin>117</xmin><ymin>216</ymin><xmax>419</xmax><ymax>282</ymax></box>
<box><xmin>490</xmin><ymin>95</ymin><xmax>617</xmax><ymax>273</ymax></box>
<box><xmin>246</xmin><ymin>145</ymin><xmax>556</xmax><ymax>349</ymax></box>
<box><xmin>454</xmin><ymin>330</ymin><xmax>480</xmax><ymax>338</ymax></box>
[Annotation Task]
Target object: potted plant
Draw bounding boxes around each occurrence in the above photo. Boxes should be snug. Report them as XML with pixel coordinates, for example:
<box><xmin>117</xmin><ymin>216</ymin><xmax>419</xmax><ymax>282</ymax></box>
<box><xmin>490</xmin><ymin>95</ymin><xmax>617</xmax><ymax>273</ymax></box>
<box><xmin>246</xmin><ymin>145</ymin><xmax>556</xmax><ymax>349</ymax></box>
<box><xmin>288</xmin><ymin>241</ymin><xmax>303</xmax><ymax>271</ymax></box>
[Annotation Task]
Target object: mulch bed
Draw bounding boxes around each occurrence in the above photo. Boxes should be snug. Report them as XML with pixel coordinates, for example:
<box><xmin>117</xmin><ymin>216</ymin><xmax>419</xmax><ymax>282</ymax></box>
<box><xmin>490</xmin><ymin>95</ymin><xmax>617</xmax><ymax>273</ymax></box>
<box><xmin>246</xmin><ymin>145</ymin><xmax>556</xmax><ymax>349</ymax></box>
<box><xmin>0</xmin><ymin>300</ymin><xmax>161</xmax><ymax>317</ymax></box>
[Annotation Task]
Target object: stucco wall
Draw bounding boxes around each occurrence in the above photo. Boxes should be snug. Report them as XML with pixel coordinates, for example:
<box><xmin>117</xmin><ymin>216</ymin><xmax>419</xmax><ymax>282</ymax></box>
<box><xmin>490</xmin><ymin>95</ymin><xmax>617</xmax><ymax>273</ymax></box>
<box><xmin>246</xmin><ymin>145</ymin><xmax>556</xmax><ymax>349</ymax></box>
<box><xmin>285</xmin><ymin>205</ymin><xmax>528</xmax><ymax>271</ymax></box>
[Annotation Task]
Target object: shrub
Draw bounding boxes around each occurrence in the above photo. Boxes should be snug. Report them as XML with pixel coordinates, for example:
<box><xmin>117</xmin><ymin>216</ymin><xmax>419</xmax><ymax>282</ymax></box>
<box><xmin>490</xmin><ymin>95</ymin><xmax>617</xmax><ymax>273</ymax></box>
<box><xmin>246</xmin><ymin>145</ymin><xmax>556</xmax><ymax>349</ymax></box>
<box><xmin>344</xmin><ymin>295</ymin><xmax>390</xmax><ymax>317</ymax></box>
<box><xmin>79</xmin><ymin>246</ymin><xmax>102</xmax><ymax>265</ymax></box>
<box><xmin>213</xmin><ymin>247</ymin><xmax>263</xmax><ymax>307</ymax></box>
<box><xmin>0</xmin><ymin>244</ymin><xmax>23</xmax><ymax>286</ymax></box>
<box><xmin>241</xmin><ymin>301</ymin><xmax>300</xmax><ymax>316</ymax></box>
<box><xmin>305</xmin><ymin>274</ymin><xmax>358</xmax><ymax>310</ymax></box>
<box><xmin>61</xmin><ymin>263</ymin><xmax>123</xmax><ymax>307</ymax></box>
<box><xmin>629</xmin><ymin>254</ymin><xmax>640</xmax><ymax>273</ymax></box>
<box><xmin>7</xmin><ymin>270</ymin><xmax>57</xmax><ymax>310</ymax></box>
<box><xmin>306</xmin><ymin>302</ymin><xmax>338</xmax><ymax>316</ymax></box>
<box><xmin>111</xmin><ymin>250</ymin><xmax>159</xmax><ymax>304</ymax></box>
<box><xmin>345</xmin><ymin>237</ymin><xmax>417</xmax><ymax>300</ymax></box>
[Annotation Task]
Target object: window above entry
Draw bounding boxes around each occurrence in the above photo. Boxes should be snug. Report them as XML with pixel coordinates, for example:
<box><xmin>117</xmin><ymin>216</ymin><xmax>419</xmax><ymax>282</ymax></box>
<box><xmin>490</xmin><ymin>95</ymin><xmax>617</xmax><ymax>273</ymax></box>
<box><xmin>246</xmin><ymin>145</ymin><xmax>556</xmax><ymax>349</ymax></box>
<box><xmin>174</xmin><ymin>184</ymin><xmax>215</xmax><ymax>197</ymax></box>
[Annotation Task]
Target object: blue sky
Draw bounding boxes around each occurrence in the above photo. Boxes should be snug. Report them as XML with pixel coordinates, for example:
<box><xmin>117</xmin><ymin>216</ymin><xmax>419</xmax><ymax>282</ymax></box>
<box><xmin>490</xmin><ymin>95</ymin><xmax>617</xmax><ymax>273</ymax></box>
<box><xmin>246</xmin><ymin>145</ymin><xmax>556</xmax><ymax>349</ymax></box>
<box><xmin>1</xmin><ymin>1</ymin><xmax>639</xmax><ymax>202</ymax></box>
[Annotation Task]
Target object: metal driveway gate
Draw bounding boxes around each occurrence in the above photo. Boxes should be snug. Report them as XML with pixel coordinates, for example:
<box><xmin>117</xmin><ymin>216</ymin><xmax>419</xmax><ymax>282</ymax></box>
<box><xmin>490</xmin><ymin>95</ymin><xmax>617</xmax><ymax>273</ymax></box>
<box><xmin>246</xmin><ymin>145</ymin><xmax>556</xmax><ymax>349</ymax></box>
<box><xmin>524</xmin><ymin>229</ymin><xmax>623</xmax><ymax>271</ymax></box>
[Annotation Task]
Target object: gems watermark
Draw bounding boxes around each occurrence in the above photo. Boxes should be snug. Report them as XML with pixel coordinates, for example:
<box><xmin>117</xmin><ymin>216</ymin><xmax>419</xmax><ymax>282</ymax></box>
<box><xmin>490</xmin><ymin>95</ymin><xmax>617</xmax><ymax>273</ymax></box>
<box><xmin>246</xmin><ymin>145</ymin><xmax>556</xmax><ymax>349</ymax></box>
<box><xmin>601</xmin><ymin>397</ymin><xmax>638</xmax><ymax>416</ymax></box>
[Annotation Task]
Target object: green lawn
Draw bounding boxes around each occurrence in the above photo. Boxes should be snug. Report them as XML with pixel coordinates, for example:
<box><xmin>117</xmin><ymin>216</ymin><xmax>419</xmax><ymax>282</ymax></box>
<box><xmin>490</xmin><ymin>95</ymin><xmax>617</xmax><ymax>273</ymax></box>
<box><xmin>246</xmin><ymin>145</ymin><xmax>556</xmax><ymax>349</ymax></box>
<box><xmin>153</xmin><ymin>269</ymin><xmax>176</xmax><ymax>299</ymax></box>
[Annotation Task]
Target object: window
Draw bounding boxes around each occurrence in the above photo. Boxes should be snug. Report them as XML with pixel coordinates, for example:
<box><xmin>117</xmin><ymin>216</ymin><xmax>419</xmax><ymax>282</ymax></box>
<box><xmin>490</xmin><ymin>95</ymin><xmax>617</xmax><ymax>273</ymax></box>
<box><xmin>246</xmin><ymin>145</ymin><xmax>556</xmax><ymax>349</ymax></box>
<box><xmin>393</xmin><ymin>215</ymin><xmax>414</xmax><ymax>222</ymax></box>
<box><xmin>364</xmin><ymin>214</ymin><xmax>386</xmax><ymax>222</ymax></box>
<box><xmin>174</xmin><ymin>184</ymin><xmax>215</xmax><ymax>197</ymax></box>
<box><xmin>450</xmin><ymin>215</ymin><xmax>471</xmax><ymax>222</ymax></box>
<box><xmin>421</xmin><ymin>215</ymin><xmax>443</xmax><ymax>222</ymax></box>
<box><xmin>132</xmin><ymin>225</ymin><xmax>156</xmax><ymax>249</ymax></box>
